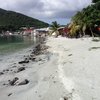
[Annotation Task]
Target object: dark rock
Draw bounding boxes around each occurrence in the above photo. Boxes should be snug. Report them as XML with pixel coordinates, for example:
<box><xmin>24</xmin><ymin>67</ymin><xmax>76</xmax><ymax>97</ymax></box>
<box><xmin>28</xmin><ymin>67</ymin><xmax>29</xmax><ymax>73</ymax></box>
<box><xmin>29</xmin><ymin>57</ymin><xmax>36</xmax><ymax>61</ymax></box>
<box><xmin>89</xmin><ymin>47</ymin><xmax>100</xmax><ymax>51</ymax></box>
<box><xmin>8</xmin><ymin>93</ymin><xmax>12</xmax><ymax>96</ymax></box>
<box><xmin>12</xmin><ymin>66</ymin><xmax>17</xmax><ymax>68</ymax></box>
<box><xmin>9</xmin><ymin>77</ymin><xmax>19</xmax><ymax>86</ymax></box>
<box><xmin>24</xmin><ymin>58</ymin><xmax>29</xmax><ymax>61</ymax></box>
<box><xmin>3</xmin><ymin>70</ymin><xmax>6</xmax><ymax>72</ymax></box>
<box><xmin>14</xmin><ymin>71</ymin><xmax>17</xmax><ymax>73</ymax></box>
<box><xmin>68</xmin><ymin>54</ymin><xmax>72</xmax><ymax>56</ymax></box>
<box><xmin>63</xmin><ymin>97</ymin><xmax>68</xmax><ymax>100</ymax></box>
<box><xmin>29</xmin><ymin>57</ymin><xmax>31</xmax><ymax>60</ymax></box>
<box><xmin>31</xmin><ymin>51</ymin><xmax>35</xmax><ymax>54</ymax></box>
<box><xmin>29</xmin><ymin>50</ymin><xmax>32</xmax><ymax>52</ymax></box>
<box><xmin>41</xmin><ymin>45</ymin><xmax>49</xmax><ymax>50</ymax></box>
<box><xmin>18</xmin><ymin>60</ymin><xmax>29</xmax><ymax>64</ymax></box>
<box><xmin>18</xmin><ymin>79</ymin><xmax>29</xmax><ymax>85</ymax></box>
<box><xmin>31</xmin><ymin>44</ymin><xmax>42</xmax><ymax>55</ymax></box>
<box><xmin>0</xmin><ymin>72</ymin><xmax>4</xmax><ymax>75</ymax></box>
<box><xmin>53</xmin><ymin>81</ymin><xmax>56</xmax><ymax>83</ymax></box>
<box><xmin>92</xmin><ymin>39</ymin><xmax>100</xmax><ymax>42</ymax></box>
<box><xmin>6</xmin><ymin>69</ymin><xmax>9</xmax><ymax>71</ymax></box>
<box><xmin>3</xmin><ymin>83</ymin><xmax>6</xmax><ymax>85</ymax></box>
<box><xmin>38</xmin><ymin>58</ymin><xmax>42</xmax><ymax>61</ymax></box>
<box><xmin>30</xmin><ymin>54</ymin><xmax>34</xmax><ymax>57</ymax></box>
<box><xmin>23</xmin><ymin>55</ymin><xmax>26</xmax><ymax>57</ymax></box>
<box><xmin>17</xmin><ymin>67</ymin><xmax>25</xmax><ymax>72</ymax></box>
<box><xmin>35</xmin><ymin>52</ymin><xmax>41</xmax><ymax>55</ymax></box>
<box><xmin>36</xmin><ymin>44</ymin><xmax>41</xmax><ymax>51</ymax></box>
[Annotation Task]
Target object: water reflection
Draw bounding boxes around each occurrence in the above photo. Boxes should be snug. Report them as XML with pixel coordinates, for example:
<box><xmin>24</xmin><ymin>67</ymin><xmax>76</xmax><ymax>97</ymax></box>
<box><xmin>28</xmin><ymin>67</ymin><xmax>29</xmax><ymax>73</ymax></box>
<box><xmin>0</xmin><ymin>35</ymin><xmax>35</xmax><ymax>54</ymax></box>
<box><xmin>0</xmin><ymin>35</ymin><xmax>23</xmax><ymax>44</ymax></box>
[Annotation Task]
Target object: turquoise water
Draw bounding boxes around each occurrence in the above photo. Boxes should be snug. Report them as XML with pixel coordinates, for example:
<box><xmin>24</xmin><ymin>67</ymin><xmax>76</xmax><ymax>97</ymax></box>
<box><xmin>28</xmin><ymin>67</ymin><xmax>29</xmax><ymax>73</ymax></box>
<box><xmin>0</xmin><ymin>35</ymin><xmax>35</xmax><ymax>55</ymax></box>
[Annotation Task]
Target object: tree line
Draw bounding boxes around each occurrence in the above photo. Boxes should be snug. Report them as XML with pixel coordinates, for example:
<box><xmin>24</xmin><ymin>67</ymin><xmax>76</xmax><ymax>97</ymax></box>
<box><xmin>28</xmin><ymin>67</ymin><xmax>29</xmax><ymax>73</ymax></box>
<box><xmin>68</xmin><ymin>0</ymin><xmax>100</xmax><ymax>37</ymax></box>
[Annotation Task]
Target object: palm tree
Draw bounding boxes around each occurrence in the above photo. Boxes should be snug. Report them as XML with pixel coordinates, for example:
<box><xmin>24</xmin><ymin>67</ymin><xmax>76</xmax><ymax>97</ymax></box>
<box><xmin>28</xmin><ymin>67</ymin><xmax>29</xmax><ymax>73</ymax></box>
<box><xmin>50</xmin><ymin>21</ymin><xmax>60</xmax><ymax>37</ymax></box>
<box><xmin>68</xmin><ymin>22</ymin><xmax>81</xmax><ymax>37</ymax></box>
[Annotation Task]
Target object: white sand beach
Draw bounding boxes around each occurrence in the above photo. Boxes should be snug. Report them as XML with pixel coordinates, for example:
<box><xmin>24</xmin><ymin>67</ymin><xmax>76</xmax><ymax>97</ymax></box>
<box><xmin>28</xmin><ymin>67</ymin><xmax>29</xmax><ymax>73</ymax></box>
<box><xmin>0</xmin><ymin>37</ymin><xmax>100</xmax><ymax>100</ymax></box>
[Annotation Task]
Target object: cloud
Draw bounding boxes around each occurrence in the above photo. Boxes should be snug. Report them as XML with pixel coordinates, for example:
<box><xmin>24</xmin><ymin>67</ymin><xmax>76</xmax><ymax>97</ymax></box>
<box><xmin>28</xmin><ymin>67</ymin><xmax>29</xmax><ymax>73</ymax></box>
<box><xmin>0</xmin><ymin>0</ymin><xmax>92</xmax><ymax>19</ymax></box>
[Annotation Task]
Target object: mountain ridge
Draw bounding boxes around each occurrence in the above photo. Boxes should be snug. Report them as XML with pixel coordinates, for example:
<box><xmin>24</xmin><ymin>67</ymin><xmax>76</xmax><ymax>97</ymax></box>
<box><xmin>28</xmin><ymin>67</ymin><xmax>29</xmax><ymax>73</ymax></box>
<box><xmin>0</xmin><ymin>8</ymin><xmax>49</xmax><ymax>31</ymax></box>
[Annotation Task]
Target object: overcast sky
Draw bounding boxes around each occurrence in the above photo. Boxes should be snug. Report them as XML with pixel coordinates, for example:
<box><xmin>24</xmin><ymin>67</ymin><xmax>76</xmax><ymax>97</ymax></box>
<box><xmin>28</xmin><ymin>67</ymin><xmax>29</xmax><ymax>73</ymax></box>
<box><xmin>0</xmin><ymin>0</ymin><xmax>92</xmax><ymax>25</ymax></box>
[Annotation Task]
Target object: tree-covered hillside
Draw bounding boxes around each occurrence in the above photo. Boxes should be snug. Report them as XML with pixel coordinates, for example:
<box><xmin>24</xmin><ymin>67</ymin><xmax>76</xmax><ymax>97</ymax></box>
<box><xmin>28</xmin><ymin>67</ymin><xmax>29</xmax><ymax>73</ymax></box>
<box><xmin>0</xmin><ymin>8</ymin><xmax>49</xmax><ymax>31</ymax></box>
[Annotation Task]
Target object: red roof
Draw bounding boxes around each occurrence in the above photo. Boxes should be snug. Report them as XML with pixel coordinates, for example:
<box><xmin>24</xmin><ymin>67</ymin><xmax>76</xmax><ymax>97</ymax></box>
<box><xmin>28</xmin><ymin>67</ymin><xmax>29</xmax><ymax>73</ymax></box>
<box><xmin>97</xmin><ymin>27</ymin><xmax>100</xmax><ymax>31</ymax></box>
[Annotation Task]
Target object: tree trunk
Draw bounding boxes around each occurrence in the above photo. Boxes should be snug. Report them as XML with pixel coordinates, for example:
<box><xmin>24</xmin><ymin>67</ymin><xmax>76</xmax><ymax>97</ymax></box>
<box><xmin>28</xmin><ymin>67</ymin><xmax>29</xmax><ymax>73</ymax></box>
<box><xmin>82</xmin><ymin>25</ymin><xmax>86</xmax><ymax>37</ymax></box>
<box><xmin>90</xmin><ymin>27</ymin><xmax>94</xmax><ymax>38</ymax></box>
<box><xmin>79</xmin><ymin>31</ymin><xmax>82</xmax><ymax>38</ymax></box>
<box><xmin>83</xmin><ymin>31</ymin><xmax>86</xmax><ymax>36</ymax></box>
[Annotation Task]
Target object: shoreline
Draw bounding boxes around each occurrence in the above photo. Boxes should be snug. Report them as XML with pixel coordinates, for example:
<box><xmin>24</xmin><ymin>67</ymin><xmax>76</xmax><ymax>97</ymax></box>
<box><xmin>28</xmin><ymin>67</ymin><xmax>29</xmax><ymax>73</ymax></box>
<box><xmin>0</xmin><ymin>37</ymin><xmax>100</xmax><ymax>100</ymax></box>
<box><xmin>0</xmin><ymin>37</ymin><xmax>68</xmax><ymax>100</ymax></box>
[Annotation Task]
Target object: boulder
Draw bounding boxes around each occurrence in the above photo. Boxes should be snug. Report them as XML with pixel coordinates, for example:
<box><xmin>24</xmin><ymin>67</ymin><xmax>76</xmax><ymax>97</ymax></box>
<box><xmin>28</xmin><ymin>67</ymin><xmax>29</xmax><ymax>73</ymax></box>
<box><xmin>18</xmin><ymin>79</ymin><xmax>29</xmax><ymax>85</ymax></box>
<box><xmin>8</xmin><ymin>93</ymin><xmax>12</xmax><ymax>97</ymax></box>
<box><xmin>17</xmin><ymin>67</ymin><xmax>25</xmax><ymax>72</ymax></box>
<box><xmin>9</xmin><ymin>77</ymin><xmax>19</xmax><ymax>86</ymax></box>
<box><xmin>18</xmin><ymin>60</ymin><xmax>29</xmax><ymax>64</ymax></box>
<box><xmin>0</xmin><ymin>72</ymin><xmax>4</xmax><ymax>75</ymax></box>
<box><xmin>29</xmin><ymin>57</ymin><xmax>36</xmax><ymax>61</ymax></box>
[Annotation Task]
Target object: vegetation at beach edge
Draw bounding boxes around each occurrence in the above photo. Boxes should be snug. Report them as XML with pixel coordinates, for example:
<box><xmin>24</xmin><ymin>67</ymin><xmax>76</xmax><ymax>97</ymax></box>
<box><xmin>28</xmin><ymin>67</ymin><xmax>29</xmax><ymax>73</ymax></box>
<box><xmin>68</xmin><ymin>0</ymin><xmax>100</xmax><ymax>37</ymax></box>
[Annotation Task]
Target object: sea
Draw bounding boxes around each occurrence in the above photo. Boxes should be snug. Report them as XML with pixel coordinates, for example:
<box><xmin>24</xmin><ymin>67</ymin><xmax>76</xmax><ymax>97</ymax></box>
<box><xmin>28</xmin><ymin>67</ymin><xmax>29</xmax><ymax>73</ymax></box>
<box><xmin>0</xmin><ymin>35</ymin><xmax>39</xmax><ymax>55</ymax></box>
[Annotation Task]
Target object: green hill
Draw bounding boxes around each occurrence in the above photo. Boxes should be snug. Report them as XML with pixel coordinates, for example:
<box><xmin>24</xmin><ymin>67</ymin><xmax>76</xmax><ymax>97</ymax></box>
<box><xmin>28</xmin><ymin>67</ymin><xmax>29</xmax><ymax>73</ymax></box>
<box><xmin>0</xmin><ymin>8</ymin><xmax>49</xmax><ymax>31</ymax></box>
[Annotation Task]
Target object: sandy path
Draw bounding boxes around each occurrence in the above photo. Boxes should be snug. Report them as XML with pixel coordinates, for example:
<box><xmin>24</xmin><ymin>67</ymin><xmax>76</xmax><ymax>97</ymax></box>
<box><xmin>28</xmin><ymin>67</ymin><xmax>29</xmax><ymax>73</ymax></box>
<box><xmin>47</xmin><ymin>37</ymin><xmax>100</xmax><ymax>100</ymax></box>
<box><xmin>1</xmin><ymin>37</ymin><xmax>100</xmax><ymax>100</ymax></box>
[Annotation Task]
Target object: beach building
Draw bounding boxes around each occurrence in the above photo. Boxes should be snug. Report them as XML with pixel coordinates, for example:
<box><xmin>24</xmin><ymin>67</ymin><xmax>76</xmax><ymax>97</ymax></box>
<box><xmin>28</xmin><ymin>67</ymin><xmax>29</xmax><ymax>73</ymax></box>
<box><xmin>20</xmin><ymin>27</ymin><xmax>34</xmax><ymax>36</ymax></box>
<box><xmin>57</xmin><ymin>27</ymin><xmax>69</xmax><ymax>37</ymax></box>
<box><xmin>3</xmin><ymin>31</ymin><xmax>13</xmax><ymax>35</ymax></box>
<box><xmin>33</xmin><ymin>27</ymin><xmax>49</xmax><ymax>37</ymax></box>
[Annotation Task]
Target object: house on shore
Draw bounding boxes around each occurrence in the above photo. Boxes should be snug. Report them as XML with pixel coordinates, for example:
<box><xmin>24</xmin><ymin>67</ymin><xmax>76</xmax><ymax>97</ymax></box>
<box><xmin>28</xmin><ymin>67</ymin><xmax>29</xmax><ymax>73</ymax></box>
<box><xmin>57</xmin><ymin>27</ymin><xmax>69</xmax><ymax>37</ymax></box>
<box><xmin>33</xmin><ymin>28</ymin><xmax>49</xmax><ymax>37</ymax></box>
<box><xmin>20</xmin><ymin>27</ymin><xmax>34</xmax><ymax>36</ymax></box>
<box><xmin>96</xmin><ymin>26</ymin><xmax>100</xmax><ymax>35</ymax></box>
<box><xmin>50</xmin><ymin>26</ymin><xmax>69</xmax><ymax>37</ymax></box>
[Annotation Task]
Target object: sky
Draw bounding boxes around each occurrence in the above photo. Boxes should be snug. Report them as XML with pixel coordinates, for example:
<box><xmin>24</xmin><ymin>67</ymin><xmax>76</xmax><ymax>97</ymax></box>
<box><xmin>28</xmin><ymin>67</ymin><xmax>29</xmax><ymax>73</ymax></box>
<box><xmin>0</xmin><ymin>0</ymin><xmax>92</xmax><ymax>25</ymax></box>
